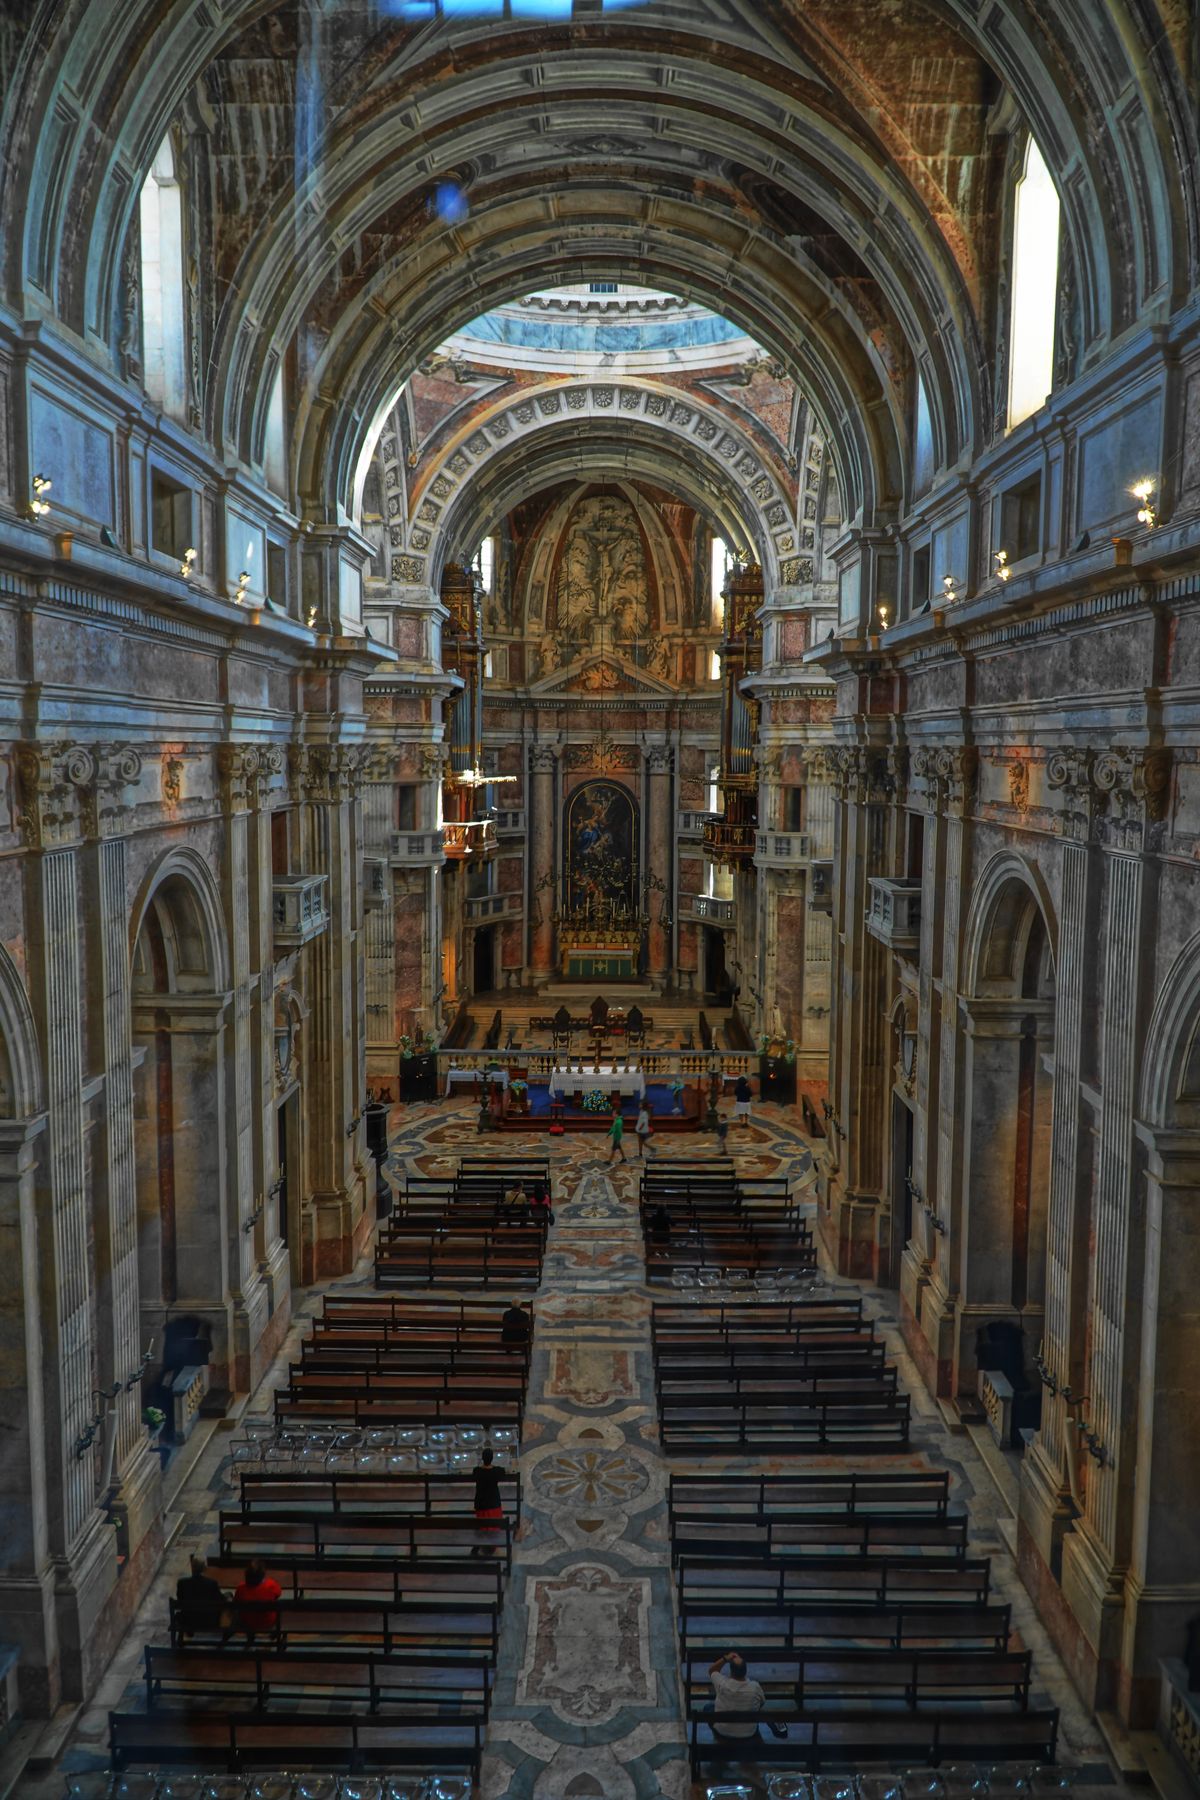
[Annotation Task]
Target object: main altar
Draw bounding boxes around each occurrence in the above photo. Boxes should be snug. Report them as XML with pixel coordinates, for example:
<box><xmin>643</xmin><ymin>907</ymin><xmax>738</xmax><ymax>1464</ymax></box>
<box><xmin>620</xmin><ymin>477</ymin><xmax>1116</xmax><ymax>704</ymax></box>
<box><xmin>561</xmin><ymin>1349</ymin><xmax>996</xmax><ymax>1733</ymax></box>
<box><xmin>555</xmin><ymin>904</ymin><xmax>645</xmax><ymax>981</ymax></box>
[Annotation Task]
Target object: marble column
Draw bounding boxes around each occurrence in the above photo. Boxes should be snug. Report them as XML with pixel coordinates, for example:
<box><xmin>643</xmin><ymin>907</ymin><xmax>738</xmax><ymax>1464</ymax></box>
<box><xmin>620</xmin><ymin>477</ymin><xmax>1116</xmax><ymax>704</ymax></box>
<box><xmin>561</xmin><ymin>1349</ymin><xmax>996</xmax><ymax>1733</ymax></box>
<box><xmin>0</xmin><ymin>1117</ymin><xmax>58</xmax><ymax>1712</ymax></box>
<box><xmin>1020</xmin><ymin>808</ymin><xmax>1094</xmax><ymax>1582</ymax></box>
<box><xmin>644</xmin><ymin>746</ymin><xmax>673</xmax><ymax>987</ymax></box>
<box><xmin>529</xmin><ymin>746</ymin><xmax>558</xmax><ymax>978</ymax></box>
<box><xmin>1121</xmin><ymin>1126</ymin><xmax>1200</xmax><ymax>1724</ymax></box>
<box><xmin>1060</xmin><ymin>842</ymin><xmax>1152</xmax><ymax>1705</ymax></box>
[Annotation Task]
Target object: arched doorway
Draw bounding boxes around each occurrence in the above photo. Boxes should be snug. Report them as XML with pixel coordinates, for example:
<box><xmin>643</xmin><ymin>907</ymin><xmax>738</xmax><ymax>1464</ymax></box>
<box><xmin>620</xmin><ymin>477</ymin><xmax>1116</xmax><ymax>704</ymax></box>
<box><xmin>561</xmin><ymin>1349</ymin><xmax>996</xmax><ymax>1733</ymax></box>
<box><xmin>958</xmin><ymin>866</ymin><xmax>1057</xmax><ymax>1405</ymax></box>
<box><xmin>130</xmin><ymin>864</ymin><xmax>233</xmax><ymax>1393</ymax></box>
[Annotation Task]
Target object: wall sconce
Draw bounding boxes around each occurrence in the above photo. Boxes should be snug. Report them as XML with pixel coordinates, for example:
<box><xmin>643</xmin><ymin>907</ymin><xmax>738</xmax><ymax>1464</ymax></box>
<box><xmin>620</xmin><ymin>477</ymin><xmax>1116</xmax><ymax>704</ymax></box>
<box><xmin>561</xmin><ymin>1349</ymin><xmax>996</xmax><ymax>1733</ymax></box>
<box><xmin>180</xmin><ymin>547</ymin><xmax>197</xmax><ymax>579</ymax></box>
<box><xmin>233</xmin><ymin>570</ymin><xmax>251</xmax><ymax>606</ymax></box>
<box><xmin>346</xmin><ymin>1114</ymin><xmax>362</xmax><ymax>1138</ymax></box>
<box><xmin>941</xmin><ymin>573</ymin><xmax>961</xmax><ymax>604</ymax></box>
<box><xmin>28</xmin><ymin>474</ymin><xmax>52</xmax><ymax>519</ymax></box>
<box><xmin>306</xmin><ymin>606</ymin><xmax>319</xmax><ymax>630</ymax></box>
<box><xmin>993</xmin><ymin>549</ymin><xmax>1011</xmax><ymax>583</ymax></box>
<box><xmin>267</xmin><ymin>1173</ymin><xmax>285</xmax><ymax>1201</ymax></box>
<box><xmin>875</xmin><ymin>601</ymin><xmax>891</xmax><ymax>631</ymax></box>
<box><xmin>243</xmin><ymin>1197</ymin><xmax>265</xmax><ymax>1235</ymax></box>
<box><xmin>1131</xmin><ymin>478</ymin><xmax>1157</xmax><ymax>528</ymax></box>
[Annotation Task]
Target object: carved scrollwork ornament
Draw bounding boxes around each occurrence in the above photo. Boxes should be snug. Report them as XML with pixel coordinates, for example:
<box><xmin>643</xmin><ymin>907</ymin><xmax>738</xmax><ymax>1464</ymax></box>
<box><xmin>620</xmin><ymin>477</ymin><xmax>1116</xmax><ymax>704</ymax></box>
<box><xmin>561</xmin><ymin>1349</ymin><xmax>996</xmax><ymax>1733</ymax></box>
<box><xmin>1008</xmin><ymin>760</ymin><xmax>1030</xmax><ymax>815</ymax></box>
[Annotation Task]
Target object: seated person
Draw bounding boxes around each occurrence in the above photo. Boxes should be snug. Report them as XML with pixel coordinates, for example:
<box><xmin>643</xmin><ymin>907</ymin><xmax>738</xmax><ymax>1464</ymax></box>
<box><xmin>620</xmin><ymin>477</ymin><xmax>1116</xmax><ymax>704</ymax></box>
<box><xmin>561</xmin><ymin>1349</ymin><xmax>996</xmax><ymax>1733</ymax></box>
<box><xmin>232</xmin><ymin>1560</ymin><xmax>283</xmax><ymax>1640</ymax></box>
<box><xmin>705</xmin><ymin>1649</ymin><xmax>787</xmax><ymax>1741</ymax></box>
<box><xmin>530</xmin><ymin>1184</ymin><xmax>555</xmax><ymax>1226</ymax></box>
<box><xmin>175</xmin><ymin>1554</ymin><xmax>230</xmax><ymax>1637</ymax></box>
<box><xmin>502</xmin><ymin>1180</ymin><xmax>529</xmax><ymax>1219</ymax></box>
<box><xmin>501</xmin><ymin>1298</ymin><xmax>531</xmax><ymax>1350</ymax></box>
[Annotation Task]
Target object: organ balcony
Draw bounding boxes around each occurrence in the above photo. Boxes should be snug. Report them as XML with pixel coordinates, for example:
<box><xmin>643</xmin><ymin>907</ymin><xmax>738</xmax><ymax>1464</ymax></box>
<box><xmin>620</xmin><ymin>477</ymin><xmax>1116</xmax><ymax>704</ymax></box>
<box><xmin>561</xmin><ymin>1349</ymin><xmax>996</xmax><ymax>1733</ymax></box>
<box><xmin>442</xmin><ymin>817</ymin><xmax>498</xmax><ymax>859</ymax></box>
<box><xmin>703</xmin><ymin>818</ymin><xmax>756</xmax><ymax>864</ymax></box>
<box><xmin>866</xmin><ymin>876</ymin><xmax>923</xmax><ymax>955</ymax></box>
<box><xmin>678</xmin><ymin>810</ymin><xmax>718</xmax><ymax>840</ymax></box>
<box><xmin>272</xmin><ymin>874</ymin><xmax>330</xmax><ymax>947</ymax></box>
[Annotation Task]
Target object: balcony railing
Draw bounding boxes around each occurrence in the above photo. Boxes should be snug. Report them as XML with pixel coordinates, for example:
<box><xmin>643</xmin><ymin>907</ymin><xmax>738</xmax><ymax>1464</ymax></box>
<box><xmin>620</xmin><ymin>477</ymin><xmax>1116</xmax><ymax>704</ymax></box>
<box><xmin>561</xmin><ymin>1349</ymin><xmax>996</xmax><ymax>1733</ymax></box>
<box><xmin>702</xmin><ymin>819</ymin><xmax>756</xmax><ymax>863</ymax></box>
<box><xmin>493</xmin><ymin>809</ymin><xmax>526</xmax><ymax>836</ymax></box>
<box><xmin>389</xmin><ymin>829</ymin><xmax>446</xmax><ymax>865</ymax></box>
<box><xmin>273</xmin><ymin>875</ymin><xmax>330</xmax><ymax>947</ymax></box>
<box><xmin>464</xmin><ymin>891</ymin><xmax>524</xmax><ymax>923</ymax></box>
<box><xmin>866</xmin><ymin>876</ymin><xmax>922</xmax><ymax>955</ymax></box>
<box><xmin>442</xmin><ymin>818</ymin><xmax>498</xmax><ymax>859</ymax></box>
<box><xmin>755</xmin><ymin>830</ymin><xmax>812</xmax><ymax>867</ymax></box>
<box><xmin>681</xmin><ymin>893</ymin><xmax>736</xmax><ymax>925</ymax></box>
<box><xmin>678</xmin><ymin>810</ymin><xmax>718</xmax><ymax>840</ymax></box>
<box><xmin>809</xmin><ymin>860</ymin><xmax>834</xmax><ymax>913</ymax></box>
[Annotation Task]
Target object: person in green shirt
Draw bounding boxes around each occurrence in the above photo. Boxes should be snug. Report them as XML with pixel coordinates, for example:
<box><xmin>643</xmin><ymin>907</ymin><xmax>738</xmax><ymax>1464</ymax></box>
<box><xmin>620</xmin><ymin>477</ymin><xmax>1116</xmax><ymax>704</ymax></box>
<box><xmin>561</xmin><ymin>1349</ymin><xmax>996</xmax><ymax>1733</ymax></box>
<box><xmin>607</xmin><ymin>1106</ymin><xmax>627</xmax><ymax>1164</ymax></box>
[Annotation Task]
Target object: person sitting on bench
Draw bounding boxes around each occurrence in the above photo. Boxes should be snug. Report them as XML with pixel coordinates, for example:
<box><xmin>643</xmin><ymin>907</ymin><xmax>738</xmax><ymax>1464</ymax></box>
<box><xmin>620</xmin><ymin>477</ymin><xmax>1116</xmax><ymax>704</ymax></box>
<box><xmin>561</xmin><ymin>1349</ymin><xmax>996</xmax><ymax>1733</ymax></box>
<box><xmin>175</xmin><ymin>1554</ymin><xmax>231</xmax><ymax>1639</ymax></box>
<box><xmin>232</xmin><ymin>1560</ymin><xmax>283</xmax><ymax>1641</ymax></box>
<box><xmin>530</xmin><ymin>1184</ymin><xmax>555</xmax><ymax>1226</ymax></box>
<box><xmin>705</xmin><ymin>1649</ymin><xmax>787</xmax><ymax>1740</ymax></box>
<box><xmin>502</xmin><ymin>1181</ymin><xmax>529</xmax><ymax>1221</ymax></box>
<box><xmin>501</xmin><ymin>1299</ymin><xmax>531</xmax><ymax>1351</ymax></box>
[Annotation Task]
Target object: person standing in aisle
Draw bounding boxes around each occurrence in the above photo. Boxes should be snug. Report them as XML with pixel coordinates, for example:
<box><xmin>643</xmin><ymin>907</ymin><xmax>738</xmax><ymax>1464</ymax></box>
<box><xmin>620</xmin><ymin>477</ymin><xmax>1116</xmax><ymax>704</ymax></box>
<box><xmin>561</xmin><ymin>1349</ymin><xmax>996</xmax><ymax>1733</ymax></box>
<box><xmin>733</xmin><ymin>1072</ymin><xmax>753</xmax><ymax>1127</ymax></box>
<box><xmin>607</xmin><ymin>1103</ymin><xmax>627</xmax><ymax>1164</ymax></box>
<box><xmin>633</xmin><ymin>1100</ymin><xmax>655</xmax><ymax>1158</ymax></box>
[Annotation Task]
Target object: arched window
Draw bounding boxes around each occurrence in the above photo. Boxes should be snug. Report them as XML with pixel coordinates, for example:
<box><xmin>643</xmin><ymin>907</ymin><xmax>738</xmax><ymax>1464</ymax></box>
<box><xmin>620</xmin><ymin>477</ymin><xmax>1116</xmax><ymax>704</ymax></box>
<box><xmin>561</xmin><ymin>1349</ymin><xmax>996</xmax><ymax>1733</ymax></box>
<box><xmin>1007</xmin><ymin>136</ymin><xmax>1060</xmax><ymax>431</ymax></box>
<box><xmin>710</xmin><ymin>535</ymin><xmax>731</xmax><ymax>630</ymax></box>
<box><xmin>473</xmin><ymin>535</ymin><xmax>495</xmax><ymax>594</ymax></box>
<box><xmin>139</xmin><ymin>137</ymin><xmax>187</xmax><ymax>419</ymax></box>
<box><xmin>263</xmin><ymin>364</ymin><xmax>289</xmax><ymax>497</ymax></box>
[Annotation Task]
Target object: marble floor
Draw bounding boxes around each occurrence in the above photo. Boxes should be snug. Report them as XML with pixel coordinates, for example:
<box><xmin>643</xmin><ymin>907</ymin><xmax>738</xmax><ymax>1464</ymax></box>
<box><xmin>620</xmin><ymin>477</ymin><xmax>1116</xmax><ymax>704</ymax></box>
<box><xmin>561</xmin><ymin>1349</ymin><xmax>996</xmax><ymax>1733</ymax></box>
<box><xmin>16</xmin><ymin>1102</ymin><xmax>1129</xmax><ymax>1800</ymax></box>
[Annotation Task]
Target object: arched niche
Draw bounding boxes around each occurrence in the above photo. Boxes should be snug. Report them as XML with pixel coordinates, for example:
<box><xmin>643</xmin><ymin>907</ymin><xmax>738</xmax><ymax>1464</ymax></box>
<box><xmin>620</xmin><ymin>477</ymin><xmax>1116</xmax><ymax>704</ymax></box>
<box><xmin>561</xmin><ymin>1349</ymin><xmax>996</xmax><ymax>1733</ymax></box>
<box><xmin>128</xmin><ymin>853</ymin><xmax>234</xmax><ymax>1391</ymax></box>
<box><xmin>956</xmin><ymin>855</ymin><xmax>1058</xmax><ymax>1399</ymax></box>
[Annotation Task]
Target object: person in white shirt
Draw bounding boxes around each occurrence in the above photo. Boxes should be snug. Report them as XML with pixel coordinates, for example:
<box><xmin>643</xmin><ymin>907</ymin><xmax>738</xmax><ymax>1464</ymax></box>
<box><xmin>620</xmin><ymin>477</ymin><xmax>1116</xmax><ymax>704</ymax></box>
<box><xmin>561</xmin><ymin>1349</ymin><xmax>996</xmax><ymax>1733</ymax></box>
<box><xmin>704</xmin><ymin>1649</ymin><xmax>787</xmax><ymax>1740</ymax></box>
<box><xmin>633</xmin><ymin>1102</ymin><xmax>655</xmax><ymax>1158</ymax></box>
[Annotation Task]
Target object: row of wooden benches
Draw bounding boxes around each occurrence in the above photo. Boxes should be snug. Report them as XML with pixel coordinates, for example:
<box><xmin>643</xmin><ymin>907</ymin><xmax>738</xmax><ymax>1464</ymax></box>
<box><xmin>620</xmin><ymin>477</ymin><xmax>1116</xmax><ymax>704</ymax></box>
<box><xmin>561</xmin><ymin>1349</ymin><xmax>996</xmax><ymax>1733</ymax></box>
<box><xmin>112</xmin><ymin>1295</ymin><xmax>534</xmax><ymax>1781</ymax></box>
<box><xmin>651</xmin><ymin>1300</ymin><xmax>911</xmax><ymax>1451</ymax></box>
<box><xmin>669</xmin><ymin>1472</ymin><xmax>1059</xmax><ymax>1776</ymax></box>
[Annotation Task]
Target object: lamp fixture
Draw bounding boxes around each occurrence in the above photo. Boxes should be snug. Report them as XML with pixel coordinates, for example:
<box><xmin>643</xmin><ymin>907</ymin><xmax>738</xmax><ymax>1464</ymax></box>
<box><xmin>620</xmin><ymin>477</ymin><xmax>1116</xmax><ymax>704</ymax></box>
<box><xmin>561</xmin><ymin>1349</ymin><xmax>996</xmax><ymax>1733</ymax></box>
<box><xmin>306</xmin><ymin>606</ymin><xmax>319</xmax><ymax>629</ymax></box>
<box><xmin>233</xmin><ymin>569</ymin><xmax>251</xmax><ymax>605</ymax></box>
<box><xmin>941</xmin><ymin>573</ymin><xmax>961</xmax><ymax>604</ymax></box>
<box><xmin>993</xmin><ymin>549</ymin><xmax>1011</xmax><ymax>582</ymax></box>
<box><xmin>28</xmin><ymin>474</ymin><xmax>52</xmax><ymax>518</ymax></box>
<box><xmin>875</xmin><ymin>601</ymin><xmax>891</xmax><ymax>630</ymax></box>
<box><xmin>179</xmin><ymin>546</ymin><xmax>197</xmax><ymax>579</ymax></box>
<box><xmin>1131</xmin><ymin>478</ymin><xmax>1157</xmax><ymax>528</ymax></box>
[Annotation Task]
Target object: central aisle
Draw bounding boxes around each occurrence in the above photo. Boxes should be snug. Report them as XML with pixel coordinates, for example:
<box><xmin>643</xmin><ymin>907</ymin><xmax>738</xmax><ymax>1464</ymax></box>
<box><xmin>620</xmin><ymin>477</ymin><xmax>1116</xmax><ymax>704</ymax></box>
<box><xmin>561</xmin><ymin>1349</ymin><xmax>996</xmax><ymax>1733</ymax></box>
<box><xmin>482</xmin><ymin>1157</ymin><xmax>688</xmax><ymax>1799</ymax></box>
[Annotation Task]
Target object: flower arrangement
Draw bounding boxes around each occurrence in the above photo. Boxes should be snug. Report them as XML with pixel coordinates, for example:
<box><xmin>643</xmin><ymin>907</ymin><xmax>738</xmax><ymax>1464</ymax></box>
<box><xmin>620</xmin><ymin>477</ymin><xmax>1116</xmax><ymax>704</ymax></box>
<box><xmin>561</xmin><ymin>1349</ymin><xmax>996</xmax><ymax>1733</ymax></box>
<box><xmin>581</xmin><ymin>1089</ymin><xmax>609</xmax><ymax>1113</ymax></box>
<box><xmin>510</xmin><ymin>1078</ymin><xmax>527</xmax><ymax>1097</ymax></box>
<box><xmin>142</xmin><ymin>1405</ymin><xmax>165</xmax><ymax>1432</ymax></box>
<box><xmin>399</xmin><ymin>1033</ymin><xmax>414</xmax><ymax>1060</ymax></box>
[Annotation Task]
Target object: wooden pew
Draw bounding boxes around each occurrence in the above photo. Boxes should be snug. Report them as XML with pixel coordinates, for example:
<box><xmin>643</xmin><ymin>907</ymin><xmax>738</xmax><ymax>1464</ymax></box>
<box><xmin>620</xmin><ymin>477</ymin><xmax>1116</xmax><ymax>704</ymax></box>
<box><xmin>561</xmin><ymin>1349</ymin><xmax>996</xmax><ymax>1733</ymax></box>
<box><xmin>657</xmin><ymin>1387</ymin><xmax>911</xmax><ymax>1452</ymax></box>
<box><xmin>669</xmin><ymin>1513</ymin><xmax>969</xmax><ymax>1565</ymax></box>
<box><xmin>218</xmin><ymin>1511</ymin><xmax>516</xmax><ymax>1573</ymax></box>
<box><xmin>668</xmin><ymin>1469</ymin><xmax>951</xmax><ymax>1519</ymax></box>
<box><xmin>235</xmin><ymin>1469</ymin><xmax>522</xmax><ymax>1522</ymax></box>
<box><xmin>676</xmin><ymin>1553</ymin><xmax>993</xmax><ymax>1609</ymax></box>
<box><xmin>169</xmin><ymin>1593</ymin><xmax>501</xmax><ymax>1655</ymax></box>
<box><xmin>109</xmin><ymin>1709</ymin><xmax>484</xmax><ymax>1777</ymax></box>
<box><xmin>686</xmin><ymin>1704</ymin><xmax>1059</xmax><ymax>1776</ymax></box>
<box><xmin>143</xmin><ymin>1642</ymin><xmax>493</xmax><ymax>1716</ymax></box>
<box><xmin>677</xmin><ymin>1597</ymin><xmax>1013</xmax><ymax>1655</ymax></box>
<box><xmin>203</xmin><ymin>1554</ymin><xmax>504</xmax><ymax>1607</ymax></box>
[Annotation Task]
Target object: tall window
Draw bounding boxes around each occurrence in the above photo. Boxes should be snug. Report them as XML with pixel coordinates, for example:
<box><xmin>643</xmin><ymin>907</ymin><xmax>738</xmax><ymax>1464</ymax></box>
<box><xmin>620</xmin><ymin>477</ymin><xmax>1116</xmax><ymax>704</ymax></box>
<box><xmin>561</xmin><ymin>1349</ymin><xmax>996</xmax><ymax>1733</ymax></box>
<box><xmin>1007</xmin><ymin>136</ymin><xmax>1060</xmax><ymax>431</ymax></box>
<box><xmin>139</xmin><ymin>137</ymin><xmax>186</xmax><ymax>419</ymax></box>
<box><xmin>264</xmin><ymin>365</ymin><xmax>288</xmax><ymax>496</ymax></box>
<box><xmin>474</xmin><ymin>535</ymin><xmax>495</xmax><ymax>594</ymax></box>
<box><xmin>711</xmin><ymin>535</ymin><xmax>732</xmax><ymax>630</ymax></box>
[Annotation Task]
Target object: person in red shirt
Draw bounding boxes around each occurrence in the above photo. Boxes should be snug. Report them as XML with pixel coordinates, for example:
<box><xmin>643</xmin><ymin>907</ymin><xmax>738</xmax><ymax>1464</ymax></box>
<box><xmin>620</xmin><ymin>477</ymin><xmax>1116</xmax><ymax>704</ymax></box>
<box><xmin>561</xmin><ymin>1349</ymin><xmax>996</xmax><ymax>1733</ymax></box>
<box><xmin>232</xmin><ymin>1560</ymin><xmax>283</xmax><ymax>1640</ymax></box>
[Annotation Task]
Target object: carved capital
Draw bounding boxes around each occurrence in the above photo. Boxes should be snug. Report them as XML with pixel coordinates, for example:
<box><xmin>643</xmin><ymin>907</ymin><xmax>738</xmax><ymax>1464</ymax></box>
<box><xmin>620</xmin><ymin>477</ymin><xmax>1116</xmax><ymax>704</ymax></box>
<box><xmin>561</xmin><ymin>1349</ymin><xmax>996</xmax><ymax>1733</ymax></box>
<box><xmin>913</xmin><ymin>743</ymin><xmax>976</xmax><ymax>816</ymax></box>
<box><xmin>644</xmin><ymin>744</ymin><xmax>674</xmax><ymax>775</ymax></box>
<box><xmin>290</xmin><ymin>744</ymin><xmax>365</xmax><ymax>805</ymax></box>
<box><xmin>530</xmin><ymin>745</ymin><xmax>559</xmax><ymax>774</ymax></box>
<box><xmin>1094</xmin><ymin>746</ymin><xmax>1172</xmax><ymax>848</ymax></box>
<box><xmin>15</xmin><ymin>741</ymin><xmax>96</xmax><ymax>848</ymax></box>
<box><xmin>217</xmin><ymin>743</ymin><xmax>262</xmax><ymax>813</ymax></box>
